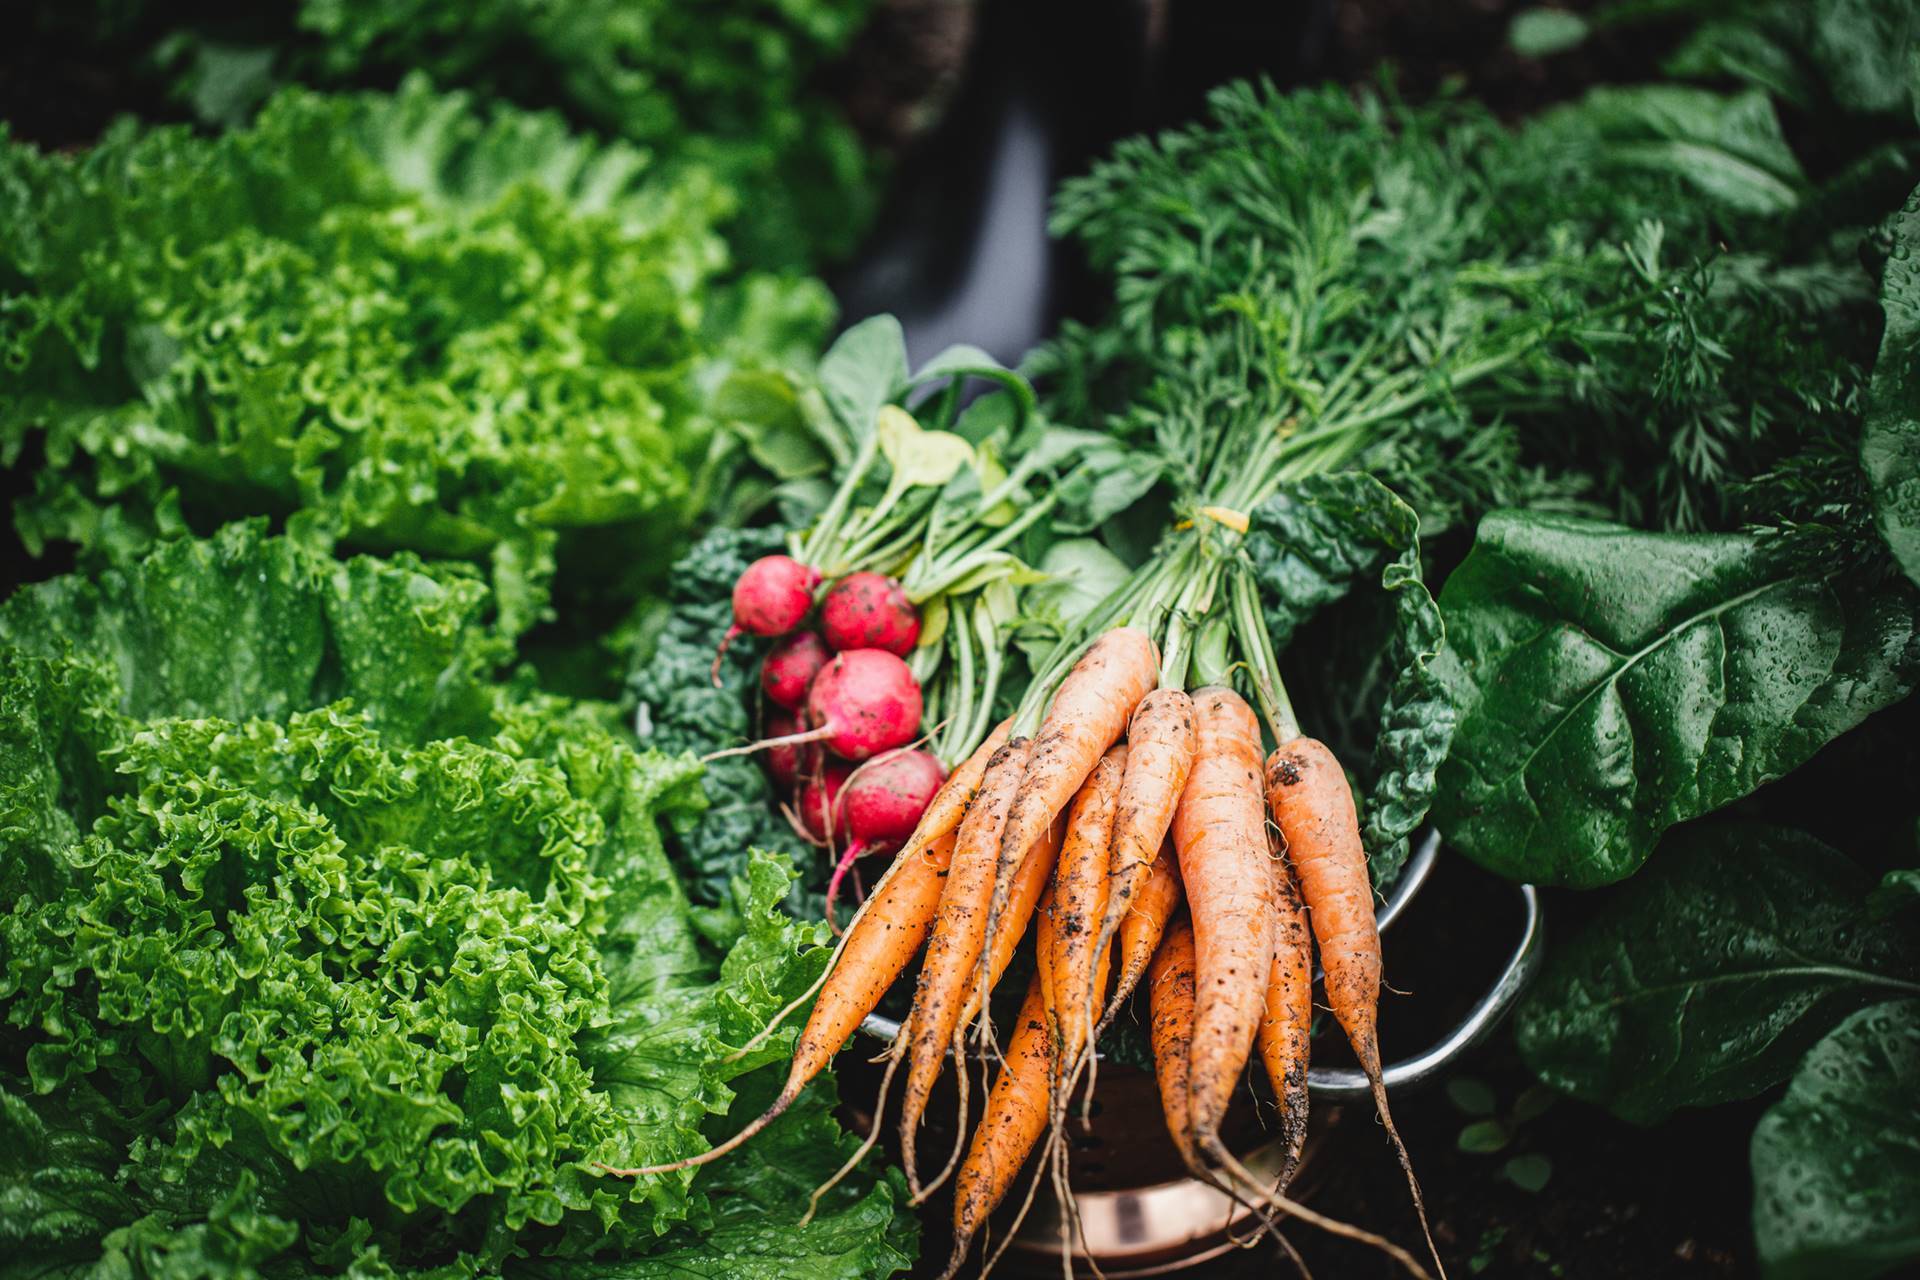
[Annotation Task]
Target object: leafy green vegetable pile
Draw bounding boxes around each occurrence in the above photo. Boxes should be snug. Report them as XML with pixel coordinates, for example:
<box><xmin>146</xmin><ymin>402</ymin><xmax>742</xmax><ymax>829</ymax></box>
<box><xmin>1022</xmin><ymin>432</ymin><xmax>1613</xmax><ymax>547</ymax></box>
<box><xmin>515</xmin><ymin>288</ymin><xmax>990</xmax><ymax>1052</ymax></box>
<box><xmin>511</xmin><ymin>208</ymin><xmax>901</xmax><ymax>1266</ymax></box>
<box><xmin>39</xmin><ymin>0</ymin><xmax>877</xmax><ymax>271</ymax></box>
<box><xmin>0</xmin><ymin>523</ymin><xmax>914</xmax><ymax>1278</ymax></box>
<box><xmin>1</xmin><ymin>76</ymin><xmax>830</xmax><ymax>616</ymax></box>
<box><xmin>1037</xmin><ymin>12</ymin><xmax>1920</xmax><ymax>1270</ymax></box>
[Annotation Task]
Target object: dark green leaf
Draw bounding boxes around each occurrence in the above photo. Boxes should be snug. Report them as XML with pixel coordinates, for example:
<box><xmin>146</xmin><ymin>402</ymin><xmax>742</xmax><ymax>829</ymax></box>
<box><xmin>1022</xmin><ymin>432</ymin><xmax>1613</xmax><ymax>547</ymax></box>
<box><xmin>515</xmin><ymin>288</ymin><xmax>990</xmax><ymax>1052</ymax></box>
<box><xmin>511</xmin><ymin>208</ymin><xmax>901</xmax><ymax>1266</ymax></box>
<box><xmin>1446</xmin><ymin>1077</ymin><xmax>1498</xmax><ymax>1117</ymax></box>
<box><xmin>1504</xmin><ymin>1154</ymin><xmax>1554</xmax><ymax>1193</ymax></box>
<box><xmin>1516</xmin><ymin>823</ymin><xmax>1920</xmax><ymax>1123</ymax></box>
<box><xmin>1246</xmin><ymin>474</ymin><xmax>1455</xmax><ymax>888</ymax></box>
<box><xmin>1863</xmin><ymin>183</ymin><xmax>1920</xmax><ymax>587</ymax></box>
<box><xmin>1509</xmin><ymin>9</ymin><xmax>1591</xmax><ymax>57</ymax></box>
<box><xmin>1871</xmin><ymin>869</ymin><xmax>1920</xmax><ymax>920</ymax></box>
<box><xmin>1457</xmin><ymin>1120</ymin><xmax>1512</xmax><ymax>1154</ymax></box>
<box><xmin>1750</xmin><ymin>998</ymin><xmax>1920</xmax><ymax>1280</ymax></box>
<box><xmin>1434</xmin><ymin>512</ymin><xmax>1920</xmax><ymax>887</ymax></box>
<box><xmin>629</xmin><ymin>528</ymin><xmax>818</xmax><ymax>917</ymax></box>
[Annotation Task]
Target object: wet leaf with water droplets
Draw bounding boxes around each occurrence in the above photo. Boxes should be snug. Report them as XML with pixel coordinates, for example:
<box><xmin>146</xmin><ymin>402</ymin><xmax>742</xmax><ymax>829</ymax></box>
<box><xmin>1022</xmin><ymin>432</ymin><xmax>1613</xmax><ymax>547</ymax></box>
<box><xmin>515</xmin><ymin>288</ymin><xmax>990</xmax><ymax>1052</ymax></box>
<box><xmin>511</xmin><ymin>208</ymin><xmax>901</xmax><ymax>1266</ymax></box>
<box><xmin>1751</xmin><ymin>998</ymin><xmax>1920</xmax><ymax>1280</ymax></box>
<box><xmin>1517</xmin><ymin>823</ymin><xmax>1920</xmax><ymax>1123</ymax></box>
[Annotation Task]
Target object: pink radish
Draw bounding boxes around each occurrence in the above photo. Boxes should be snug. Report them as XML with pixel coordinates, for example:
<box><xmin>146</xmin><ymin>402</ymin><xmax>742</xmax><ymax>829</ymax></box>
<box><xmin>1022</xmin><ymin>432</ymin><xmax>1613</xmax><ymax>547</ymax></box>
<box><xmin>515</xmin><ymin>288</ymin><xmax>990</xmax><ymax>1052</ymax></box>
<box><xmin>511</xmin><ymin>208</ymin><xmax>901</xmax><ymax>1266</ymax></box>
<box><xmin>763</xmin><ymin>710</ymin><xmax>818</xmax><ymax>789</ymax></box>
<box><xmin>806</xmin><ymin>648</ymin><xmax>922</xmax><ymax>760</ymax></box>
<box><xmin>704</xmin><ymin>648</ymin><xmax>921</xmax><ymax>765</ymax></box>
<box><xmin>761</xmin><ymin>631</ymin><xmax>830</xmax><ymax>710</ymax></box>
<box><xmin>823</xmin><ymin>749</ymin><xmax>948</xmax><ymax>924</ymax></box>
<box><xmin>713</xmin><ymin>555</ymin><xmax>820</xmax><ymax>683</ymax></box>
<box><xmin>821</xmin><ymin>572</ymin><xmax>921</xmax><ymax>656</ymax></box>
<box><xmin>800</xmin><ymin>763</ymin><xmax>853</xmax><ymax>844</ymax></box>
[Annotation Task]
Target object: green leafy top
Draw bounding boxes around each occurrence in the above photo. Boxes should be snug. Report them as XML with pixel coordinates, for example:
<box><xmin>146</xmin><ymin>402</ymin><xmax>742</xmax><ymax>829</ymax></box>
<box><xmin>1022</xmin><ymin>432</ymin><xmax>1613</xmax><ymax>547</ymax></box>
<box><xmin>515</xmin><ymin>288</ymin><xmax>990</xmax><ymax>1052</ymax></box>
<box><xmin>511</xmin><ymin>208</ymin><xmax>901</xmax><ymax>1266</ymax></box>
<box><xmin>1038</xmin><ymin>77</ymin><xmax>1886</xmax><ymax>541</ymax></box>
<box><xmin>1</xmin><ymin>76</ymin><xmax>832</xmax><ymax>612</ymax></box>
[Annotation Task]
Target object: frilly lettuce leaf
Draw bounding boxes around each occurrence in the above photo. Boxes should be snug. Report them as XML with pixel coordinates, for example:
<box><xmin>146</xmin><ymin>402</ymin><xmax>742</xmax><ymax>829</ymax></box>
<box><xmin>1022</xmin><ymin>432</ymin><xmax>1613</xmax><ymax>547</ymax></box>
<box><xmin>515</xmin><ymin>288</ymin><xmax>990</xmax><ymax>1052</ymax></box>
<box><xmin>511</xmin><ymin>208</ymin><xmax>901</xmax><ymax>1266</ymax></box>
<box><xmin>0</xmin><ymin>527</ymin><xmax>911</xmax><ymax>1278</ymax></box>
<box><xmin>0</xmin><ymin>76</ymin><xmax>829</xmax><ymax>612</ymax></box>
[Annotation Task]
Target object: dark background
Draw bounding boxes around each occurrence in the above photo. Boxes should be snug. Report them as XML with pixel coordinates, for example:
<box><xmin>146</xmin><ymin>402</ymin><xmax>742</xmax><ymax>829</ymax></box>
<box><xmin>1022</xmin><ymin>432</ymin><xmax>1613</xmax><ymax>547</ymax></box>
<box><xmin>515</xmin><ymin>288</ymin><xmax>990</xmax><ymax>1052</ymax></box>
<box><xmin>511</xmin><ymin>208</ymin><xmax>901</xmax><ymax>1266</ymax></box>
<box><xmin>7</xmin><ymin>2</ymin><xmax>1899</xmax><ymax>1276</ymax></box>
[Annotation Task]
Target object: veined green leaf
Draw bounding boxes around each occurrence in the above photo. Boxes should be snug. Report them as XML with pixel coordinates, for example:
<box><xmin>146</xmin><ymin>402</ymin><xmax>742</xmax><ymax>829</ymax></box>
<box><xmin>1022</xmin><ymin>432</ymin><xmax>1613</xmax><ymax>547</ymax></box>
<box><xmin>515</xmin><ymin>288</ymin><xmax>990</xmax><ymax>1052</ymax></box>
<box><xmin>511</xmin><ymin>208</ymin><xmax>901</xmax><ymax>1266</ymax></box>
<box><xmin>876</xmin><ymin>405</ymin><xmax>973</xmax><ymax>494</ymax></box>
<box><xmin>1751</xmin><ymin>998</ymin><xmax>1920</xmax><ymax>1280</ymax></box>
<box><xmin>1516</xmin><ymin>823</ymin><xmax>1920</xmax><ymax>1123</ymax></box>
<box><xmin>1434</xmin><ymin>512</ymin><xmax>1920</xmax><ymax>887</ymax></box>
<box><xmin>1864</xmin><ymin>183</ymin><xmax>1920</xmax><ymax>587</ymax></box>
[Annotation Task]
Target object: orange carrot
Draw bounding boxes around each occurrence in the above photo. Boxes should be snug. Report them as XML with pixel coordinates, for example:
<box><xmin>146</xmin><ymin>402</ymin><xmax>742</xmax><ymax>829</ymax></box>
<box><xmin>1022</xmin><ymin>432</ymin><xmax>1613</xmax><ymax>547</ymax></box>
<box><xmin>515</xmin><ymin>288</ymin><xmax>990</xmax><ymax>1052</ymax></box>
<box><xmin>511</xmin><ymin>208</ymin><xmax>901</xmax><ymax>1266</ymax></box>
<box><xmin>976</xmin><ymin>628</ymin><xmax>1157</xmax><ymax>1019</ymax></box>
<box><xmin>1170</xmin><ymin>687</ymin><xmax>1274</xmax><ymax>1161</ymax></box>
<box><xmin>1096</xmin><ymin>847</ymin><xmax>1182</xmax><ymax>1038</ymax></box>
<box><xmin>899</xmin><ymin>736</ymin><xmax>1032</xmax><ymax>1196</ymax></box>
<box><xmin>956</xmin><ymin>817</ymin><xmax>1064</xmax><ymax>1029</ymax></box>
<box><xmin>597</xmin><ymin>827</ymin><xmax>958</xmax><ymax>1178</ymax></box>
<box><xmin>724</xmin><ymin>719</ymin><xmax>1013</xmax><ymax>1068</ymax></box>
<box><xmin>1090</xmin><ymin>686</ymin><xmax>1195</xmax><ymax>1019</ymax></box>
<box><xmin>943</xmin><ymin>974</ymin><xmax>1054</xmax><ymax>1279</ymax></box>
<box><xmin>1044</xmin><ymin>743</ymin><xmax>1128</xmax><ymax>1079</ymax></box>
<box><xmin>917</xmin><ymin>811</ymin><xmax>1069</xmax><ymax>1204</ymax></box>
<box><xmin>1256</xmin><ymin>840</ymin><xmax>1312</xmax><ymax>1193</ymax></box>
<box><xmin>1148</xmin><ymin>915</ymin><xmax>1200</xmax><ymax>1170</ymax></box>
<box><xmin>1267</xmin><ymin>735</ymin><xmax>1444</xmax><ymax>1279</ymax></box>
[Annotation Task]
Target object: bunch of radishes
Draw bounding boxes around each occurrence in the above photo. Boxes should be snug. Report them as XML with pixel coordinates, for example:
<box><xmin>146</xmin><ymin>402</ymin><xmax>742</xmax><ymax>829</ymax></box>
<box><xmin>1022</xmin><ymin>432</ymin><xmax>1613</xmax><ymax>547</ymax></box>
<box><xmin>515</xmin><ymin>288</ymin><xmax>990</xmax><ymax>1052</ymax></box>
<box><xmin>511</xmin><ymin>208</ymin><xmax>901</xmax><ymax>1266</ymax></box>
<box><xmin>724</xmin><ymin>554</ymin><xmax>946</xmax><ymax>924</ymax></box>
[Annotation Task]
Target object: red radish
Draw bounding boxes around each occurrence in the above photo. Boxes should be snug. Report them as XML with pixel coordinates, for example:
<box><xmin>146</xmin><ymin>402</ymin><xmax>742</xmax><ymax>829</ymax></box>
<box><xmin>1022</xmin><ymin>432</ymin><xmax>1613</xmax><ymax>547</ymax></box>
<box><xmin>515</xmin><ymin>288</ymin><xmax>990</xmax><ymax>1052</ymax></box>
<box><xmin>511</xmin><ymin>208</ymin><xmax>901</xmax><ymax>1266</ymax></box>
<box><xmin>713</xmin><ymin>555</ymin><xmax>820</xmax><ymax>684</ymax></box>
<box><xmin>806</xmin><ymin>648</ymin><xmax>923</xmax><ymax>760</ymax></box>
<box><xmin>824</xmin><ymin>749</ymin><xmax>948</xmax><ymax>924</ymax></box>
<box><xmin>761</xmin><ymin>631</ymin><xmax>830</xmax><ymax>710</ymax></box>
<box><xmin>763</xmin><ymin>711</ymin><xmax>818</xmax><ymax>789</ymax></box>
<box><xmin>703</xmin><ymin>648</ymin><xmax>921</xmax><ymax>766</ymax></box>
<box><xmin>821</xmin><ymin>572</ymin><xmax>921</xmax><ymax>656</ymax></box>
<box><xmin>800</xmin><ymin>764</ymin><xmax>853</xmax><ymax>844</ymax></box>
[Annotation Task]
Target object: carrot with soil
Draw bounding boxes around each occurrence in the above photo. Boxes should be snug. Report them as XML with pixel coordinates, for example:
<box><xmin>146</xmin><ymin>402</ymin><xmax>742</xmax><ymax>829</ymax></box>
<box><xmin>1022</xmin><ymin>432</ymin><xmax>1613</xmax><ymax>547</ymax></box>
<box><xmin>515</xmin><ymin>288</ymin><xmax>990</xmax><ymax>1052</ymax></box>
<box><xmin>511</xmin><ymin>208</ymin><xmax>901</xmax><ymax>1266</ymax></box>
<box><xmin>1089</xmin><ymin>688</ymin><xmax>1196</xmax><ymax>1030</ymax></box>
<box><xmin>1267</xmin><ymin>735</ymin><xmax>1446</xmax><ymax>1277</ymax></box>
<box><xmin>1096</xmin><ymin>848</ymin><xmax>1183</xmax><ymax>1039</ymax></box>
<box><xmin>899</xmin><ymin>736</ymin><xmax>1033</xmax><ymax>1197</ymax></box>
<box><xmin>975</xmin><ymin>627</ymin><xmax>1157</xmax><ymax>1043</ymax></box>
<box><xmin>1257</xmin><ymin>842</ymin><xmax>1313</xmax><ymax>1193</ymax></box>
<box><xmin>1043</xmin><ymin>742</ymin><xmax>1128</xmax><ymax>1080</ymax></box>
<box><xmin>1170</xmin><ymin>686</ymin><xmax>1275</xmax><ymax>1162</ymax></box>
<box><xmin>943</xmin><ymin>973</ymin><xmax>1056</xmax><ymax>1280</ymax></box>
<box><xmin>1148</xmin><ymin>915</ymin><xmax>1201</xmax><ymax>1170</ymax></box>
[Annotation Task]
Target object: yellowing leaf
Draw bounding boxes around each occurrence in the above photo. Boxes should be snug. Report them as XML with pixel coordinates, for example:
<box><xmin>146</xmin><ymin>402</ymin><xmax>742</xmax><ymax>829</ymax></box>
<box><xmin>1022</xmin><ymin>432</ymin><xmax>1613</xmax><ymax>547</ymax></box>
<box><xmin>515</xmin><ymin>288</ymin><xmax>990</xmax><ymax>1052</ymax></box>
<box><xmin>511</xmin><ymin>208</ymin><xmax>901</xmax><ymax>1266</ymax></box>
<box><xmin>876</xmin><ymin>405</ymin><xmax>973</xmax><ymax>492</ymax></box>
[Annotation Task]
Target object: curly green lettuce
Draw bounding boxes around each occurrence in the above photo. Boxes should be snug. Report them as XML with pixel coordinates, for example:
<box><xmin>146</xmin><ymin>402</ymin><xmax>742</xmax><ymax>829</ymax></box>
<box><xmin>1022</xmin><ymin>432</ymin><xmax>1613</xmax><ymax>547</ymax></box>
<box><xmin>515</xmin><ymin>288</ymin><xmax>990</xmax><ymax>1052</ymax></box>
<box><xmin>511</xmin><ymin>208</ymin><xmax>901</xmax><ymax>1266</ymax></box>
<box><xmin>0</xmin><ymin>524</ymin><xmax>912</xmax><ymax>1278</ymax></box>
<box><xmin>0</xmin><ymin>77</ymin><xmax>833</xmax><ymax>616</ymax></box>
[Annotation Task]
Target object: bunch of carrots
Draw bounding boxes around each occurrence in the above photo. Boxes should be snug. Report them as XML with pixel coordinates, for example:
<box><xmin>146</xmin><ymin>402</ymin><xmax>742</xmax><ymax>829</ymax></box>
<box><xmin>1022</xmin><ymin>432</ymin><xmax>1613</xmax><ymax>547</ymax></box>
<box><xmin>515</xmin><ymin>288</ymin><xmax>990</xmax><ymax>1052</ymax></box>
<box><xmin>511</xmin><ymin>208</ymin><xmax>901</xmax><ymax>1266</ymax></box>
<box><xmin>608</xmin><ymin>597</ymin><xmax>1446</xmax><ymax>1277</ymax></box>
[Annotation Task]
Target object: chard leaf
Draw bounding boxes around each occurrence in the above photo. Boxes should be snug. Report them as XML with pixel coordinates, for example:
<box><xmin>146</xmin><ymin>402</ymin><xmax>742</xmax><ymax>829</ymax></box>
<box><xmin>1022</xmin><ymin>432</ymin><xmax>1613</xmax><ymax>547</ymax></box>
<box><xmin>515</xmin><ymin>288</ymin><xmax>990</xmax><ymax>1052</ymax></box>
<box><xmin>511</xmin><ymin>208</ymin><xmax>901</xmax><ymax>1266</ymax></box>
<box><xmin>1516</xmin><ymin>823</ymin><xmax>1920</xmax><ymax>1124</ymax></box>
<box><xmin>1433</xmin><ymin>511</ymin><xmax>1920</xmax><ymax>887</ymax></box>
<box><xmin>1751</xmin><ymin>999</ymin><xmax>1920</xmax><ymax>1280</ymax></box>
<box><xmin>1244</xmin><ymin>473</ymin><xmax>1454</xmax><ymax>888</ymax></box>
<box><xmin>904</xmin><ymin>344</ymin><xmax>1036</xmax><ymax>430</ymax></box>
<box><xmin>1863</xmin><ymin>183</ymin><xmax>1920</xmax><ymax>588</ymax></box>
<box><xmin>1569</xmin><ymin>86</ymin><xmax>1805</xmax><ymax>213</ymax></box>
<box><xmin>1873</xmin><ymin>868</ymin><xmax>1920</xmax><ymax>919</ymax></box>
